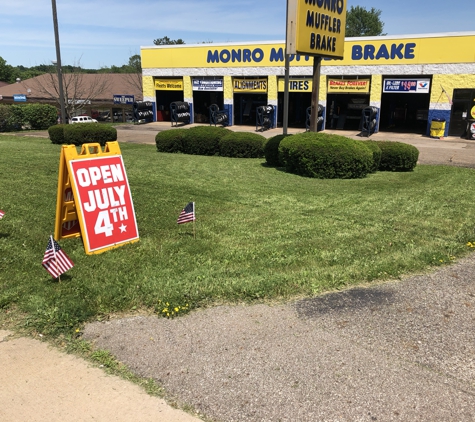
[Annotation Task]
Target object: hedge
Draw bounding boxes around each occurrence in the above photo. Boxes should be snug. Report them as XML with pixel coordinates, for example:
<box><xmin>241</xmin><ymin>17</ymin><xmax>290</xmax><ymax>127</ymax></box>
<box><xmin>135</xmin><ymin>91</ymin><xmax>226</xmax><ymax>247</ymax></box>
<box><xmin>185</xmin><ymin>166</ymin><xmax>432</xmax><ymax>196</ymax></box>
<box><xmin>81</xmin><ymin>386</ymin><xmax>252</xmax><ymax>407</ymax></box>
<box><xmin>182</xmin><ymin>126</ymin><xmax>231</xmax><ymax>156</ymax></box>
<box><xmin>375</xmin><ymin>141</ymin><xmax>419</xmax><ymax>171</ymax></box>
<box><xmin>219</xmin><ymin>132</ymin><xmax>267</xmax><ymax>158</ymax></box>
<box><xmin>0</xmin><ymin>104</ymin><xmax>57</xmax><ymax>131</ymax></box>
<box><xmin>48</xmin><ymin>123</ymin><xmax>117</xmax><ymax>146</ymax></box>
<box><xmin>264</xmin><ymin>134</ymin><xmax>292</xmax><ymax>167</ymax></box>
<box><xmin>23</xmin><ymin>104</ymin><xmax>58</xmax><ymax>130</ymax></box>
<box><xmin>279</xmin><ymin>132</ymin><xmax>373</xmax><ymax>179</ymax></box>
<box><xmin>48</xmin><ymin>124</ymin><xmax>69</xmax><ymax>144</ymax></box>
<box><xmin>155</xmin><ymin>129</ymin><xmax>188</xmax><ymax>153</ymax></box>
<box><xmin>362</xmin><ymin>140</ymin><xmax>382</xmax><ymax>173</ymax></box>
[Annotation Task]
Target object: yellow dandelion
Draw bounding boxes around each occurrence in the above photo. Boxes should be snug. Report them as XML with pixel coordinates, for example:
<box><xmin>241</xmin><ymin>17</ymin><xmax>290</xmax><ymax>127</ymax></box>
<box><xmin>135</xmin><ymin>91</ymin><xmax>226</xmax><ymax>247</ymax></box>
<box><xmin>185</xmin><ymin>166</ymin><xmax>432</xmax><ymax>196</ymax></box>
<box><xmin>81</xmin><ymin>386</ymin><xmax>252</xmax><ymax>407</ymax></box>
<box><xmin>174</xmin><ymin>307</ymin><xmax>179</xmax><ymax>312</ymax></box>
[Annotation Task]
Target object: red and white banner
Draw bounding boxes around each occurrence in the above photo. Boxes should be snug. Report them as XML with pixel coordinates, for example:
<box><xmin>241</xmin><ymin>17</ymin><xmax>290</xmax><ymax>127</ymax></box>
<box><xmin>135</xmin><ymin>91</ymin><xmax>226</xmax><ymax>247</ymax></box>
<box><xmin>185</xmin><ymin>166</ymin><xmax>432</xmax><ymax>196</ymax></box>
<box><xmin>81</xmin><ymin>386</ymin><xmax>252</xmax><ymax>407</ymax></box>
<box><xmin>69</xmin><ymin>155</ymin><xmax>139</xmax><ymax>254</ymax></box>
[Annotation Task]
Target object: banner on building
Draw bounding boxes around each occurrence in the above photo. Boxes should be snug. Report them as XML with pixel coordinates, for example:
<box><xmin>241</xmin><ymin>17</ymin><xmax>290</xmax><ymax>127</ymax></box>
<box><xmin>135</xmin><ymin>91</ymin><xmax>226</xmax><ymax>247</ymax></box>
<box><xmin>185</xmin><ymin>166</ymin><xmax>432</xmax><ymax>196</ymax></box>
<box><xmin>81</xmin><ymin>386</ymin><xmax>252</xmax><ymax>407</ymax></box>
<box><xmin>233</xmin><ymin>78</ymin><xmax>267</xmax><ymax>93</ymax></box>
<box><xmin>278</xmin><ymin>78</ymin><xmax>312</xmax><ymax>92</ymax></box>
<box><xmin>114</xmin><ymin>94</ymin><xmax>134</xmax><ymax>105</ymax></box>
<box><xmin>155</xmin><ymin>79</ymin><xmax>184</xmax><ymax>91</ymax></box>
<box><xmin>327</xmin><ymin>79</ymin><xmax>370</xmax><ymax>93</ymax></box>
<box><xmin>383</xmin><ymin>78</ymin><xmax>431</xmax><ymax>93</ymax></box>
<box><xmin>192</xmin><ymin>79</ymin><xmax>223</xmax><ymax>91</ymax></box>
<box><xmin>55</xmin><ymin>142</ymin><xmax>139</xmax><ymax>255</ymax></box>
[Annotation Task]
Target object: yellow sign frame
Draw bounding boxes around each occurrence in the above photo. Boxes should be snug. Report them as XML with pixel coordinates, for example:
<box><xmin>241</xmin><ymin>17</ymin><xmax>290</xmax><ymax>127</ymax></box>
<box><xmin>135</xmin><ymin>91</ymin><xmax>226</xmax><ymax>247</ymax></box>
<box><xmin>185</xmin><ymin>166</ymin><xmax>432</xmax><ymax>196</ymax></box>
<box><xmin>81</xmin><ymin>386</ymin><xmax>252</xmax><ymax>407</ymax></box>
<box><xmin>287</xmin><ymin>0</ymin><xmax>347</xmax><ymax>59</ymax></box>
<box><xmin>54</xmin><ymin>142</ymin><xmax>140</xmax><ymax>255</ymax></box>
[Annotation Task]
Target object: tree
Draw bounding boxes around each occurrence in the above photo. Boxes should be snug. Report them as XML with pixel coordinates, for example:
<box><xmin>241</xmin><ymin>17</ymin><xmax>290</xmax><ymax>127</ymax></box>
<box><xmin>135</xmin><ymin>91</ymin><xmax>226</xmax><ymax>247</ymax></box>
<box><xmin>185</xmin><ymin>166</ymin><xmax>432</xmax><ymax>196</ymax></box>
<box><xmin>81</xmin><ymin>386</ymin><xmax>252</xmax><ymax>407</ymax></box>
<box><xmin>0</xmin><ymin>56</ymin><xmax>14</xmax><ymax>83</ymax></box>
<box><xmin>345</xmin><ymin>6</ymin><xmax>386</xmax><ymax>37</ymax></box>
<box><xmin>153</xmin><ymin>36</ymin><xmax>185</xmax><ymax>45</ymax></box>
<box><xmin>121</xmin><ymin>54</ymin><xmax>143</xmax><ymax>97</ymax></box>
<box><xmin>32</xmin><ymin>60</ymin><xmax>111</xmax><ymax>119</ymax></box>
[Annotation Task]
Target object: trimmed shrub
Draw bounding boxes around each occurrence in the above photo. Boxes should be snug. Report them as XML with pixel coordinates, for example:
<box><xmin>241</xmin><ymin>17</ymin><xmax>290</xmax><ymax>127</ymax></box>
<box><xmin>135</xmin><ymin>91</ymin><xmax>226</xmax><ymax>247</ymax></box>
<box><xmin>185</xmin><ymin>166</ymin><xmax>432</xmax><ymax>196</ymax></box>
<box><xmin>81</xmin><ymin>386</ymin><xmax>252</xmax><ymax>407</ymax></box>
<box><xmin>219</xmin><ymin>132</ymin><xmax>267</xmax><ymax>158</ymax></box>
<box><xmin>23</xmin><ymin>104</ymin><xmax>58</xmax><ymax>130</ymax></box>
<box><xmin>264</xmin><ymin>134</ymin><xmax>292</xmax><ymax>167</ymax></box>
<box><xmin>362</xmin><ymin>140</ymin><xmax>382</xmax><ymax>172</ymax></box>
<box><xmin>155</xmin><ymin>129</ymin><xmax>187</xmax><ymax>153</ymax></box>
<box><xmin>182</xmin><ymin>126</ymin><xmax>231</xmax><ymax>156</ymax></box>
<box><xmin>376</xmin><ymin>141</ymin><xmax>419</xmax><ymax>171</ymax></box>
<box><xmin>48</xmin><ymin>124</ymin><xmax>68</xmax><ymax>144</ymax></box>
<box><xmin>63</xmin><ymin>123</ymin><xmax>117</xmax><ymax>146</ymax></box>
<box><xmin>279</xmin><ymin>132</ymin><xmax>373</xmax><ymax>179</ymax></box>
<box><xmin>5</xmin><ymin>105</ymin><xmax>26</xmax><ymax>131</ymax></box>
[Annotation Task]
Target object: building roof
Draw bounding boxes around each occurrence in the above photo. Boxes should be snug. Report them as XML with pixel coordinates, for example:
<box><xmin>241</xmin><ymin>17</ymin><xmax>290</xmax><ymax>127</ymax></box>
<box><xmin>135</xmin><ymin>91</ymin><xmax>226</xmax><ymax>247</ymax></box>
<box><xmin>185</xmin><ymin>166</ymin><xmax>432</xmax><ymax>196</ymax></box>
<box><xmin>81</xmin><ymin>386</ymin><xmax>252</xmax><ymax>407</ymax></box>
<box><xmin>0</xmin><ymin>73</ymin><xmax>142</xmax><ymax>103</ymax></box>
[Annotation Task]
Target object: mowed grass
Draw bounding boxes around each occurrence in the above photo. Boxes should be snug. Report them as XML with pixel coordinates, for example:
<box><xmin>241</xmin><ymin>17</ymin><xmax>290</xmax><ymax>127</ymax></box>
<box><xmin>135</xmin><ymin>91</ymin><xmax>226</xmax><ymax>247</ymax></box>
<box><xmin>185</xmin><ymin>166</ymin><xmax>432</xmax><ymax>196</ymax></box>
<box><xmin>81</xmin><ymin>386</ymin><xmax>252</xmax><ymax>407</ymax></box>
<box><xmin>1</xmin><ymin>135</ymin><xmax>474</xmax><ymax>336</ymax></box>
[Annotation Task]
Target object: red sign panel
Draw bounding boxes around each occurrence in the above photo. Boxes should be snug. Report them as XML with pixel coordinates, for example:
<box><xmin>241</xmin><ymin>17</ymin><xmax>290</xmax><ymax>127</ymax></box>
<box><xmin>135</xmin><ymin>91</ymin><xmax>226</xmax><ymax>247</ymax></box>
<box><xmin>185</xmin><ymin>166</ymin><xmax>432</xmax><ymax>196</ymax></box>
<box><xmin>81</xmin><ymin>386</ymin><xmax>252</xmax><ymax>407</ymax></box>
<box><xmin>69</xmin><ymin>155</ymin><xmax>139</xmax><ymax>254</ymax></box>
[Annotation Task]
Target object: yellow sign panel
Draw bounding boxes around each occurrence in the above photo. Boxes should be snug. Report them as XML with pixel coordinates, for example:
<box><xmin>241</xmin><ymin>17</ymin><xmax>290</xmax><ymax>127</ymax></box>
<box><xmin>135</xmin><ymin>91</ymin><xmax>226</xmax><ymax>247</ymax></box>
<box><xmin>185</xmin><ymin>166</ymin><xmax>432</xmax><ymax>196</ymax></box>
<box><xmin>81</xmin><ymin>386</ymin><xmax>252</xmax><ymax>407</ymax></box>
<box><xmin>471</xmin><ymin>105</ymin><xmax>475</xmax><ymax>119</ymax></box>
<box><xmin>233</xmin><ymin>78</ymin><xmax>267</xmax><ymax>93</ymax></box>
<box><xmin>155</xmin><ymin>79</ymin><xmax>183</xmax><ymax>90</ymax></box>
<box><xmin>291</xmin><ymin>0</ymin><xmax>347</xmax><ymax>58</ymax></box>
<box><xmin>141</xmin><ymin>34</ymin><xmax>475</xmax><ymax>69</ymax></box>
<box><xmin>327</xmin><ymin>79</ymin><xmax>370</xmax><ymax>93</ymax></box>
<box><xmin>278</xmin><ymin>78</ymin><xmax>313</xmax><ymax>92</ymax></box>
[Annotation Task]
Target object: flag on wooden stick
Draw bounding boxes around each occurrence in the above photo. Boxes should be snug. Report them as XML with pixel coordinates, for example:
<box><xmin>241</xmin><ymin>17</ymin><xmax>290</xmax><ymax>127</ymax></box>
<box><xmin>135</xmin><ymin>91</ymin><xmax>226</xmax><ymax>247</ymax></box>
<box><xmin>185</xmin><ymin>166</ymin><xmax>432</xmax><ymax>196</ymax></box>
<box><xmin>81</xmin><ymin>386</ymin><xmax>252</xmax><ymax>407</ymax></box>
<box><xmin>177</xmin><ymin>202</ymin><xmax>195</xmax><ymax>224</ymax></box>
<box><xmin>42</xmin><ymin>236</ymin><xmax>74</xmax><ymax>279</ymax></box>
<box><xmin>0</xmin><ymin>210</ymin><xmax>5</xmax><ymax>219</ymax></box>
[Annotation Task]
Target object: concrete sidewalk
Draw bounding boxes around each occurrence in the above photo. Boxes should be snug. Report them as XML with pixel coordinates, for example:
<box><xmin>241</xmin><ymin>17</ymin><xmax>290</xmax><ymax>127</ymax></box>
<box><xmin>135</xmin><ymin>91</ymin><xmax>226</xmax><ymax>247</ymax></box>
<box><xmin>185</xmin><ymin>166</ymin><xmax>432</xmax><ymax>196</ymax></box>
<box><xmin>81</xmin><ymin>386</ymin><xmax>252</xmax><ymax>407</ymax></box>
<box><xmin>0</xmin><ymin>330</ymin><xmax>201</xmax><ymax>422</ymax></box>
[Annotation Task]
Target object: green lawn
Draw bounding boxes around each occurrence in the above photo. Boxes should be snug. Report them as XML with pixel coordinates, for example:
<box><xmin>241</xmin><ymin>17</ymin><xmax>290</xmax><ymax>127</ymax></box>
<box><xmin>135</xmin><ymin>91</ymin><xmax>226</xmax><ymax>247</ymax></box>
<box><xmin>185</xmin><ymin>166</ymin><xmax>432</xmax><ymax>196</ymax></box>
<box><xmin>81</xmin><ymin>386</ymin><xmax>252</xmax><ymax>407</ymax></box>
<box><xmin>1</xmin><ymin>135</ymin><xmax>474</xmax><ymax>336</ymax></box>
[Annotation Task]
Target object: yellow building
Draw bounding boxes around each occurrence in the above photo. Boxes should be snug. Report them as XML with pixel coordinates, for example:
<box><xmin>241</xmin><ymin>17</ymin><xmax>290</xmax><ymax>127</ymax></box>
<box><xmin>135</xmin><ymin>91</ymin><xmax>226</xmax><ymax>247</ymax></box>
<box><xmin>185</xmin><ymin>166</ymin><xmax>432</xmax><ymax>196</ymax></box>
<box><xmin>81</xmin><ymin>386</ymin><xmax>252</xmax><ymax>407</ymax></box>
<box><xmin>141</xmin><ymin>32</ymin><xmax>475</xmax><ymax>137</ymax></box>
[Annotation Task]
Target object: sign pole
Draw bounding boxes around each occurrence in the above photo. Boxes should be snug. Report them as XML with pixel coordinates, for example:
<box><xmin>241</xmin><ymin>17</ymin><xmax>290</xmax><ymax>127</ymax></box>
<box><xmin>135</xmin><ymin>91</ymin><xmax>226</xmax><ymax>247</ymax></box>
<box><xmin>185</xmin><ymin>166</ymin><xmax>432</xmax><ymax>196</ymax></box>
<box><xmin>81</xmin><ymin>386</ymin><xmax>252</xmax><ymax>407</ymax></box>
<box><xmin>283</xmin><ymin>0</ymin><xmax>292</xmax><ymax>136</ymax></box>
<box><xmin>309</xmin><ymin>56</ymin><xmax>322</xmax><ymax>132</ymax></box>
<box><xmin>51</xmin><ymin>0</ymin><xmax>66</xmax><ymax>124</ymax></box>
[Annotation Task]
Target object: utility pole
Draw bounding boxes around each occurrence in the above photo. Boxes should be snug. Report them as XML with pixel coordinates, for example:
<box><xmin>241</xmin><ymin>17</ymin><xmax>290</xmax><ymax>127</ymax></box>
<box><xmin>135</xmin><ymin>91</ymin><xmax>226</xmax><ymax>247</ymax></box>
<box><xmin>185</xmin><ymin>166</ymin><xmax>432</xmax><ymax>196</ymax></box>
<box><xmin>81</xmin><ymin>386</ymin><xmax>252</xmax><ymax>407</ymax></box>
<box><xmin>51</xmin><ymin>0</ymin><xmax>66</xmax><ymax>124</ymax></box>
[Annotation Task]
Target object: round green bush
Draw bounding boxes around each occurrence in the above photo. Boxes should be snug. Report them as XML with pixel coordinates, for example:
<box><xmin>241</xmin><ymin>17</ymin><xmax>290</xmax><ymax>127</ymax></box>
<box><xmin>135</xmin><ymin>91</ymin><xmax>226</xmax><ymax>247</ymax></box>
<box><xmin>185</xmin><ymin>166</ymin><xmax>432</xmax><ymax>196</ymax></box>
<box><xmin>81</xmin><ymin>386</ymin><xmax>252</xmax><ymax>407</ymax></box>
<box><xmin>155</xmin><ymin>129</ymin><xmax>187</xmax><ymax>153</ymax></box>
<box><xmin>23</xmin><ymin>104</ymin><xmax>58</xmax><ymax>130</ymax></box>
<box><xmin>48</xmin><ymin>124</ymin><xmax>68</xmax><ymax>144</ymax></box>
<box><xmin>376</xmin><ymin>141</ymin><xmax>419</xmax><ymax>171</ymax></box>
<box><xmin>362</xmin><ymin>140</ymin><xmax>382</xmax><ymax>173</ymax></box>
<box><xmin>264</xmin><ymin>134</ymin><xmax>292</xmax><ymax>167</ymax></box>
<box><xmin>279</xmin><ymin>132</ymin><xmax>373</xmax><ymax>179</ymax></box>
<box><xmin>219</xmin><ymin>132</ymin><xmax>267</xmax><ymax>158</ymax></box>
<box><xmin>182</xmin><ymin>126</ymin><xmax>231</xmax><ymax>156</ymax></box>
<box><xmin>63</xmin><ymin>123</ymin><xmax>117</xmax><ymax>146</ymax></box>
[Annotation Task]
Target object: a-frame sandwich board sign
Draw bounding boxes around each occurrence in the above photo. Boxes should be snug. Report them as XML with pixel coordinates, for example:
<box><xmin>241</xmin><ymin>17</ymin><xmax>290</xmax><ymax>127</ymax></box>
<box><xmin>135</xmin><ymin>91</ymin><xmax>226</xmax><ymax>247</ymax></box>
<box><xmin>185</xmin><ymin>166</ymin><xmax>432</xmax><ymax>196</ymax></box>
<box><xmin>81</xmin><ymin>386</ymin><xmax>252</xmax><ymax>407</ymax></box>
<box><xmin>54</xmin><ymin>142</ymin><xmax>139</xmax><ymax>255</ymax></box>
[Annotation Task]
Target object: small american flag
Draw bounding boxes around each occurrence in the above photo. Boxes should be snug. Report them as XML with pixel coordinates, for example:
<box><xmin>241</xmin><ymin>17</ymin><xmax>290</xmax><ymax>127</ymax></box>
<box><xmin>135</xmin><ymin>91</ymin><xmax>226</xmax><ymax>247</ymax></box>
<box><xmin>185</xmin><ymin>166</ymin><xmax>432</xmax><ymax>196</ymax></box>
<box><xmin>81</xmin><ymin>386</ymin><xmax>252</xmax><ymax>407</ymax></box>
<box><xmin>177</xmin><ymin>202</ymin><xmax>195</xmax><ymax>224</ymax></box>
<box><xmin>42</xmin><ymin>236</ymin><xmax>74</xmax><ymax>278</ymax></box>
<box><xmin>0</xmin><ymin>210</ymin><xmax>5</xmax><ymax>219</ymax></box>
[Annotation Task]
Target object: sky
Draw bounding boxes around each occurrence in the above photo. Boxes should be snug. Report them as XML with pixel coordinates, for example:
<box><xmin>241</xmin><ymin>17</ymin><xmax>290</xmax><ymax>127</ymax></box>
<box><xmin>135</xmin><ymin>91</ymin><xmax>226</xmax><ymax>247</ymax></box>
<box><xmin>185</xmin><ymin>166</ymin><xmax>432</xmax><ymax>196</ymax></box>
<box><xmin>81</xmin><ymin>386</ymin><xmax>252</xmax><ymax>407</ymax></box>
<box><xmin>1</xmin><ymin>0</ymin><xmax>474</xmax><ymax>70</ymax></box>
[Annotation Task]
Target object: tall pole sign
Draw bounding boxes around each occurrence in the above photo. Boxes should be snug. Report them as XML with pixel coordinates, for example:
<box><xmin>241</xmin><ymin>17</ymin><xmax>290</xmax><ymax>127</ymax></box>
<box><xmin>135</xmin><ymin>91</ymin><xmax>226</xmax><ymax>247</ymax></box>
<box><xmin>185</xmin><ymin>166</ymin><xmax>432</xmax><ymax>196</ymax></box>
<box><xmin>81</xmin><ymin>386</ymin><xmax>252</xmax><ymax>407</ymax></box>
<box><xmin>287</xmin><ymin>0</ymin><xmax>347</xmax><ymax>131</ymax></box>
<box><xmin>51</xmin><ymin>0</ymin><xmax>66</xmax><ymax>124</ymax></box>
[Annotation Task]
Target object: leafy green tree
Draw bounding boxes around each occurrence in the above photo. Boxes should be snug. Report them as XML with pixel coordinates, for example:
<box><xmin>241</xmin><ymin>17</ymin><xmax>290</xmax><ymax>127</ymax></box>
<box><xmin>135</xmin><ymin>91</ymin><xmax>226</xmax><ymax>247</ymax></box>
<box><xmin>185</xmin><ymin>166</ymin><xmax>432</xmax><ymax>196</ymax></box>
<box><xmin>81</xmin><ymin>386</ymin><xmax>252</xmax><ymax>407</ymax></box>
<box><xmin>153</xmin><ymin>36</ymin><xmax>185</xmax><ymax>45</ymax></box>
<box><xmin>0</xmin><ymin>56</ymin><xmax>14</xmax><ymax>83</ymax></box>
<box><xmin>345</xmin><ymin>6</ymin><xmax>386</xmax><ymax>37</ymax></box>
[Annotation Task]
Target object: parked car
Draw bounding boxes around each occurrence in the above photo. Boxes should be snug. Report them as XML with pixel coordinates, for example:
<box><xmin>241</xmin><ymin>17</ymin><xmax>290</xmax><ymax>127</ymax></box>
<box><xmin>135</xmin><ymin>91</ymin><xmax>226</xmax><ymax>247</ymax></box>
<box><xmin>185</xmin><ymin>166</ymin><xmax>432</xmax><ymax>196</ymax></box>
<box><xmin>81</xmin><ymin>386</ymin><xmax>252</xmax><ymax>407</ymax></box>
<box><xmin>70</xmin><ymin>116</ymin><xmax>98</xmax><ymax>124</ymax></box>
